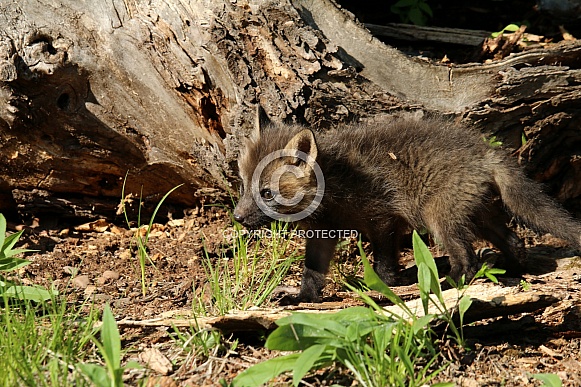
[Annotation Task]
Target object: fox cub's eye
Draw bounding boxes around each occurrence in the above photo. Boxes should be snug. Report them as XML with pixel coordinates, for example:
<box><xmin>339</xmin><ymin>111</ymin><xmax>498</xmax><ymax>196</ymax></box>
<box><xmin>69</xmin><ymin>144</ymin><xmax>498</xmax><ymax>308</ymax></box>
<box><xmin>260</xmin><ymin>188</ymin><xmax>275</xmax><ymax>200</ymax></box>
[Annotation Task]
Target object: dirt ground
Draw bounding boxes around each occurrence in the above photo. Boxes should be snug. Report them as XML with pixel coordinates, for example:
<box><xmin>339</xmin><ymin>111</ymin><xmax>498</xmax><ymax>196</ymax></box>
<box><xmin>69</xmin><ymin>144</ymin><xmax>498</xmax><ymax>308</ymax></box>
<box><xmin>11</xmin><ymin>205</ymin><xmax>581</xmax><ymax>386</ymax></box>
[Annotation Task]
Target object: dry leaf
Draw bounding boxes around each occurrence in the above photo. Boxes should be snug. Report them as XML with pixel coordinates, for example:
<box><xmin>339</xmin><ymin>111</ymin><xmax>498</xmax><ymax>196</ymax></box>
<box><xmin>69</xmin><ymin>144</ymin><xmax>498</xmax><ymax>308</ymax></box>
<box><xmin>139</xmin><ymin>347</ymin><xmax>173</xmax><ymax>375</ymax></box>
<box><xmin>109</xmin><ymin>225</ymin><xmax>124</xmax><ymax>235</ymax></box>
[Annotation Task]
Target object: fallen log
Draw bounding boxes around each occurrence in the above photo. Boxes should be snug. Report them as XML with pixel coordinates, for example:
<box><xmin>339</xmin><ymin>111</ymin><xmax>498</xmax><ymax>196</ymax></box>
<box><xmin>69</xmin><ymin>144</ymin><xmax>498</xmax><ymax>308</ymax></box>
<box><xmin>117</xmin><ymin>283</ymin><xmax>560</xmax><ymax>331</ymax></box>
<box><xmin>1</xmin><ymin>1</ymin><xmax>581</xmax><ymax>221</ymax></box>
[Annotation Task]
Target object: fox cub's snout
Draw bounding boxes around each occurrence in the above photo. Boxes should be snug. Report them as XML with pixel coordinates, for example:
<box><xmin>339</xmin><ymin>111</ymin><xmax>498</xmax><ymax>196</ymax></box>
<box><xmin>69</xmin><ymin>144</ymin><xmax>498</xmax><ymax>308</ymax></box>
<box><xmin>234</xmin><ymin>126</ymin><xmax>321</xmax><ymax>227</ymax></box>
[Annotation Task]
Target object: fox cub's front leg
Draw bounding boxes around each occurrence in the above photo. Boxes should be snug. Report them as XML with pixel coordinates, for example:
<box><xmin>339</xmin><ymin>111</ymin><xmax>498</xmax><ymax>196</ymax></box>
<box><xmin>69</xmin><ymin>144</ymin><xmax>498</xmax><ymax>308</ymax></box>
<box><xmin>292</xmin><ymin>235</ymin><xmax>338</xmax><ymax>303</ymax></box>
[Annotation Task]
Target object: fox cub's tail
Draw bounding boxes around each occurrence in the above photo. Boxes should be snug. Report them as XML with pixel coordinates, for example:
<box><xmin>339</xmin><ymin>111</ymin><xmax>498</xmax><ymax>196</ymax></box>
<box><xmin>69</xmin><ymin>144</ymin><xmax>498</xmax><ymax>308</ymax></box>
<box><xmin>493</xmin><ymin>158</ymin><xmax>581</xmax><ymax>248</ymax></box>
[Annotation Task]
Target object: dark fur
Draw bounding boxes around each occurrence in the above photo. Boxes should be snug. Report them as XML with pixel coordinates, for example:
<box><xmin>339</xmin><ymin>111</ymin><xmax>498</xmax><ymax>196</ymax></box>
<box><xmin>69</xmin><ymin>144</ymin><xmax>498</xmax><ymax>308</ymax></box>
<box><xmin>234</xmin><ymin>115</ymin><xmax>581</xmax><ymax>302</ymax></box>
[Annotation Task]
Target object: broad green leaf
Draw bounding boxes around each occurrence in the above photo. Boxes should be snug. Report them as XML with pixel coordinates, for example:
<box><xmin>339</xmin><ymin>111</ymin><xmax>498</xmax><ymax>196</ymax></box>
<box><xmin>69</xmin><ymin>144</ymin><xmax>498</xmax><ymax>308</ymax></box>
<box><xmin>124</xmin><ymin>361</ymin><xmax>144</xmax><ymax>370</ymax></box>
<box><xmin>78</xmin><ymin>363</ymin><xmax>111</xmax><ymax>387</ymax></box>
<box><xmin>268</xmin><ymin>308</ymin><xmax>378</xmax><ymax>351</ymax></box>
<box><xmin>458</xmin><ymin>295</ymin><xmax>472</xmax><ymax>316</ymax></box>
<box><xmin>418</xmin><ymin>2</ymin><xmax>433</xmax><ymax>16</ymax></box>
<box><xmin>408</xmin><ymin>7</ymin><xmax>424</xmax><ymax>25</ymax></box>
<box><xmin>100</xmin><ymin>305</ymin><xmax>121</xmax><ymax>369</ymax></box>
<box><xmin>531</xmin><ymin>373</ymin><xmax>562</xmax><ymax>387</ymax></box>
<box><xmin>458</xmin><ymin>294</ymin><xmax>473</xmax><ymax>326</ymax></box>
<box><xmin>411</xmin><ymin>314</ymin><xmax>434</xmax><ymax>334</ymax></box>
<box><xmin>293</xmin><ymin>344</ymin><xmax>327</xmax><ymax>386</ymax></box>
<box><xmin>412</xmin><ymin>231</ymin><xmax>441</xmax><ymax>295</ymax></box>
<box><xmin>345</xmin><ymin>315</ymin><xmax>383</xmax><ymax>340</ymax></box>
<box><xmin>491</xmin><ymin>24</ymin><xmax>521</xmax><ymax>38</ymax></box>
<box><xmin>113</xmin><ymin>368</ymin><xmax>124</xmax><ymax>387</ymax></box>
<box><xmin>266</xmin><ymin>323</ymin><xmax>332</xmax><ymax>351</ymax></box>
<box><xmin>503</xmin><ymin>24</ymin><xmax>521</xmax><ymax>32</ymax></box>
<box><xmin>275</xmin><ymin>313</ymin><xmax>348</xmax><ymax>336</ymax></box>
<box><xmin>330</xmin><ymin>306</ymin><xmax>376</xmax><ymax>323</ymax></box>
<box><xmin>393</xmin><ymin>0</ymin><xmax>417</xmax><ymax>8</ymax></box>
<box><xmin>417</xmin><ymin>262</ymin><xmax>431</xmax><ymax>314</ymax></box>
<box><xmin>232</xmin><ymin>353</ymin><xmax>300</xmax><ymax>387</ymax></box>
<box><xmin>2</xmin><ymin>284</ymin><xmax>55</xmax><ymax>302</ymax></box>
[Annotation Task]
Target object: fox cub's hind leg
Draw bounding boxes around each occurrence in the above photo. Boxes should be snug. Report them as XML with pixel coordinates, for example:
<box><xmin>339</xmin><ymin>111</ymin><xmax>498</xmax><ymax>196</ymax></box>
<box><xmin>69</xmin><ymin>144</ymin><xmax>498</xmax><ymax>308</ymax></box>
<box><xmin>474</xmin><ymin>201</ymin><xmax>526</xmax><ymax>276</ymax></box>
<box><xmin>425</xmin><ymin>215</ymin><xmax>480</xmax><ymax>284</ymax></box>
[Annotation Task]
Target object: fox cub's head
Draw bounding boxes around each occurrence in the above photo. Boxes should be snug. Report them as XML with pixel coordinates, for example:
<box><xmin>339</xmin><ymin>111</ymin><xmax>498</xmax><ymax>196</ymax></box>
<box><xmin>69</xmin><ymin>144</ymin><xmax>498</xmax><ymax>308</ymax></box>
<box><xmin>233</xmin><ymin>111</ymin><xmax>324</xmax><ymax>228</ymax></box>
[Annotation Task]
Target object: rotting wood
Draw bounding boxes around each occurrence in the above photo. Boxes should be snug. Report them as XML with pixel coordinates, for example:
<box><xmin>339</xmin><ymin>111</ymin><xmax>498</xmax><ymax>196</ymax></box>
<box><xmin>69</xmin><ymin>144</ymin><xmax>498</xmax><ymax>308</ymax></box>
<box><xmin>117</xmin><ymin>284</ymin><xmax>560</xmax><ymax>332</ymax></box>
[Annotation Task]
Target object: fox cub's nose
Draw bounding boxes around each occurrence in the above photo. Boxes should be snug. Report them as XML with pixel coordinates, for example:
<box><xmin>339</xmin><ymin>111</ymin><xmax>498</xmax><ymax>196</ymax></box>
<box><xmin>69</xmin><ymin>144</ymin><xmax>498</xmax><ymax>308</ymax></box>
<box><xmin>233</xmin><ymin>213</ymin><xmax>244</xmax><ymax>224</ymax></box>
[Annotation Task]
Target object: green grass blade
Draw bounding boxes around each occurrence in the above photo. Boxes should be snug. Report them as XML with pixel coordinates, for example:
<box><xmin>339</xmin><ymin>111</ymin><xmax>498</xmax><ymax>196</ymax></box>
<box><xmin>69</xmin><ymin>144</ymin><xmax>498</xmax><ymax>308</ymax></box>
<box><xmin>0</xmin><ymin>257</ymin><xmax>31</xmax><ymax>271</ymax></box>
<box><xmin>358</xmin><ymin>239</ymin><xmax>409</xmax><ymax>312</ymax></box>
<box><xmin>3</xmin><ymin>230</ymin><xmax>28</xmax><ymax>253</ymax></box>
<box><xmin>145</xmin><ymin>184</ymin><xmax>183</xmax><ymax>240</ymax></box>
<box><xmin>0</xmin><ymin>214</ymin><xmax>6</xmax><ymax>248</ymax></box>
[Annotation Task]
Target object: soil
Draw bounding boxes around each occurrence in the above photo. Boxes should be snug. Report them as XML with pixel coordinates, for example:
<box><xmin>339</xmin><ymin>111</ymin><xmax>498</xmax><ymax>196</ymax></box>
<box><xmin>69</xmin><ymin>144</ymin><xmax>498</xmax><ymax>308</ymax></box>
<box><xmin>11</xmin><ymin>206</ymin><xmax>581</xmax><ymax>387</ymax></box>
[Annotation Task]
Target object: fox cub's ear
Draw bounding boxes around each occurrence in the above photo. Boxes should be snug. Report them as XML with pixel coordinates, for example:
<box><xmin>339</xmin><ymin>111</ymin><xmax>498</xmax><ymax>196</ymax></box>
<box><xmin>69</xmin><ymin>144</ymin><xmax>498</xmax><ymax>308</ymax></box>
<box><xmin>254</xmin><ymin>104</ymin><xmax>272</xmax><ymax>137</ymax></box>
<box><xmin>284</xmin><ymin>129</ymin><xmax>318</xmax><ymax>165</ymax></box>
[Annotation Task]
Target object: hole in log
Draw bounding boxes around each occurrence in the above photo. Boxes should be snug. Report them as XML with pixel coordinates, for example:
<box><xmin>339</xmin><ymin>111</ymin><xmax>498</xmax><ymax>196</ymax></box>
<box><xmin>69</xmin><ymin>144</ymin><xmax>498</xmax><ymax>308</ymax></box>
<box><xmin>201</xmin><ymin>96</ymin><xmax>226</xmax><ymax>139</ymax></box>
<box><xmin>29</xmin><ymin>34</ymin><xmax>57</xmax><ymax>55</ymax></box>
<box><xmin>57</xmin><ymin>93</ymin><xmax>70</xmax><ymax>110</ymax></box>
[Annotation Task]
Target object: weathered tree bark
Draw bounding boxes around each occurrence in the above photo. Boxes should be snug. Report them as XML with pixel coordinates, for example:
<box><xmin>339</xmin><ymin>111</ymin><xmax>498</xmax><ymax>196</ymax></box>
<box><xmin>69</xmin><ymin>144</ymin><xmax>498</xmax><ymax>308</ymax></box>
<box><xmin>1</xmin><ymin>0</ymin><xmax>580</xmax><ymax>222</ymax></box>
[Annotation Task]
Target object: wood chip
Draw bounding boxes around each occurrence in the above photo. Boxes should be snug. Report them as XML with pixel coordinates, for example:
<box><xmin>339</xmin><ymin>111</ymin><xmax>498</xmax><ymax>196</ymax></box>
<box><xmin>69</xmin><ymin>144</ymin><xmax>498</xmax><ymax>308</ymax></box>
<box><xmin>74</xmin><ymin>219</ymin><xmax>109</xmax><ymax>232</ymax></box>
<box><xmin>539</xmin><ymin>344</ymin><xmax>563</xmax><ymax>359</ymax></box>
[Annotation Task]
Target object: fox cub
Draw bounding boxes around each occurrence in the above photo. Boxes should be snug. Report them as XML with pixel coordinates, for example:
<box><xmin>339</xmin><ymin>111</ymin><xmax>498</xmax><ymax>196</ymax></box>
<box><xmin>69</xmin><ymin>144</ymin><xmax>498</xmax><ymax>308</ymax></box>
<box><xmin>233</xmin><ymin>112</ymin><xmax>581</xmax><ymax>303</ymax></box>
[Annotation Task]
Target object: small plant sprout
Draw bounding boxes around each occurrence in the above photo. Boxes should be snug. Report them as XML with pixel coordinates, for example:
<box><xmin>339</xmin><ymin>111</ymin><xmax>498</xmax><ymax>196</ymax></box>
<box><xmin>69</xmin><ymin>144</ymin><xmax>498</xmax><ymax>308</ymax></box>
<box><xmin>520</xmin><ymin>279</ymin><xmax>531</xmax><ymax>291</ymax></box>
<box><xmin>483</xmin><ymin>135</ymin><xmax>503</xmax><ymax>148</ymax></box>
<box><xmin>78</xmin><ymin>304</ymin><xmax>141</xmax><ymax>387</ymax></box>
<box><xmin>120</xmin><ymin>174</ymin><xmax>182</xmax><ymax>296</ymax></box>
<box><xmin>201</xmin><ymin>220</ymin><xmax>301</xmax><ymax>315</ymax></box>
<box><xmin>390</xmin><ymin>0</ymin><xmax>433</xmax><ymax>26</ymax></box>
<box><xmin>490</xmin><ymin>23</ymin><xmax>521</xmax><ymax>38</ymax></box>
